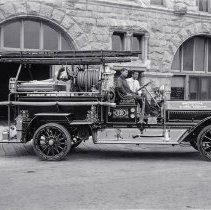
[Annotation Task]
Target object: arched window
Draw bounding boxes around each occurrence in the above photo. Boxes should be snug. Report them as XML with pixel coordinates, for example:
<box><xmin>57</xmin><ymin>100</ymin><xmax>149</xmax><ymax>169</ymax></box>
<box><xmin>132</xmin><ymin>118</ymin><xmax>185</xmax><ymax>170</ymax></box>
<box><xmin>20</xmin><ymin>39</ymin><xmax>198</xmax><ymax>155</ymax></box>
<box><xmin>171</xmin><ymin>35</ymin><xmax>211</xmax><ymax>100</ymax></box>
<box><xmin>0</xmin><ymin>18</ymin><xmax>75</xmax><ymax>51</ymax></box>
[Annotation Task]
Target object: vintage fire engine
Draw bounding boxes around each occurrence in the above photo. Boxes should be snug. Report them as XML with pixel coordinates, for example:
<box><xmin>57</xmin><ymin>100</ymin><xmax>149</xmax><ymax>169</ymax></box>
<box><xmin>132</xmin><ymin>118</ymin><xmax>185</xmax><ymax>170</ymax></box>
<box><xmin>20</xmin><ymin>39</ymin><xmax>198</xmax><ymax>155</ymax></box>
<box><xmin>0</xmin><ymin>50</ymin><xmax>211</xmax><ymax>161</ymax></box>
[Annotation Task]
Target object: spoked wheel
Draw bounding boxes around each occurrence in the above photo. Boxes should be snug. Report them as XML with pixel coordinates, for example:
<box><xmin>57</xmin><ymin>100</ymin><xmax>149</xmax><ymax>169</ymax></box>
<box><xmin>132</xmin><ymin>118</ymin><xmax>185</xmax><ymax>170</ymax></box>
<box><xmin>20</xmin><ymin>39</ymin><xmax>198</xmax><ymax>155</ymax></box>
<box><xmin>33</xmin><ymin>123</ymin><xmax>72</xmax><ymax>161</ymax></box>
<box><xmin>197</xmin><ymin>125</ymin><xmax>211</xmax><ymax>160</ymax></box>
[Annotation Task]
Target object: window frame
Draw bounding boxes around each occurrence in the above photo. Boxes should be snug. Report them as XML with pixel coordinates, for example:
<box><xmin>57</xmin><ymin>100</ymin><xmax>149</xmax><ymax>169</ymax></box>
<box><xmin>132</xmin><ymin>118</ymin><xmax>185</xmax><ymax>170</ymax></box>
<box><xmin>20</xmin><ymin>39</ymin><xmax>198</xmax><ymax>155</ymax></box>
<box><xmin>150</xmin><ymin>0</ymin><xmax>164</xmax><ymax>6</ymax></box>
<box><xmin>110</xmin><ymin>29</ymin><xmax>147</xmax><ymax>63</ymax></box>
<box><xmin>0</xmin><ymin>19</ymin><xmax>73</xmax><ymax>51</ymax></box>
<box><xmin>1</xmin><ymin>20</ymin><xmax>22</xmax><ymax>51</ymax></box>
<box><xmin>172</xmin><ymin>36</ymin><xmax>211</xmax><ymax>74</ymax></box>
<box><xmin>131</xmin><ymin>33</ymin><xmax>143</xmax><ymax>52</ymax></box>
<box><xmin>170</xmin><ymin>74</ymin><xmax>211</xmax><ymax>100</ymax></box>
<box><xmin>197</xmin><ymin>0</ymin><xmax>211</xmax><ymax>12</ymax></box>
<box><xmin>171</xmin><ymin>35</ymin><xmax>211</xmax><ymax>100</ymax></box>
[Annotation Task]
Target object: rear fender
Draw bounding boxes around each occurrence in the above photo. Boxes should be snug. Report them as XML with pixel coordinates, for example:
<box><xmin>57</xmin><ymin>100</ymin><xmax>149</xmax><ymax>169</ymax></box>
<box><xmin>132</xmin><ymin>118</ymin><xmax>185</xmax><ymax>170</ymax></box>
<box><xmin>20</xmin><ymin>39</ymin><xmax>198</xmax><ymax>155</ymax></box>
<box><xmin>179</xmin><ymin>116</ymin><xmax>211</xmax><ymax>143</ymax></box>
<box><xmin>24</xmin><ymin>113</ymin><xmax>72</xmax><ymax>142</ymax></box>
<box><xmin>25</xmin><ymin>113</ymin><xmax>94</xmax><ymax>142</ymax></box>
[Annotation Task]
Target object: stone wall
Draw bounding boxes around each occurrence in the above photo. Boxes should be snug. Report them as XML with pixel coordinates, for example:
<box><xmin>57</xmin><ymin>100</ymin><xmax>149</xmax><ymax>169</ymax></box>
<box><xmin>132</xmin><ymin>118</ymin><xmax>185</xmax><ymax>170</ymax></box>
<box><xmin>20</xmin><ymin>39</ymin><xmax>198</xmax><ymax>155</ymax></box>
<box><xmin>0</xmin><ymin>0</ymin><xmax>210</xmax><ymax>90</ymax></box>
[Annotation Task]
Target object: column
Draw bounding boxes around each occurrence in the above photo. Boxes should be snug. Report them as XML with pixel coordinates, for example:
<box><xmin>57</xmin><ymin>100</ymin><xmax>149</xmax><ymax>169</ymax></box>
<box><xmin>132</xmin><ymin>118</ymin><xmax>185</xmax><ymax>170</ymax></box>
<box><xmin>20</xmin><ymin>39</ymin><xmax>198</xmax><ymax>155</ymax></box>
<box><xmin>125</xmin><ymin>31</ymin><xmax>132</xmax><ymax>51</ymax></box>
<box><xmin>142</xmin><ymin>33</ymin><xmax>149</xmax><ymax>62</ymax></box>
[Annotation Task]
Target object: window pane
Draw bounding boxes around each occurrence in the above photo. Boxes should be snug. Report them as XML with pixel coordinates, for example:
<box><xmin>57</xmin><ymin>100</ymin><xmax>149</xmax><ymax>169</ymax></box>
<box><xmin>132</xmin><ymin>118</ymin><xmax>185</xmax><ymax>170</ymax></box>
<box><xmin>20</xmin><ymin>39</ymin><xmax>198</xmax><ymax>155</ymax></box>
<box><xmin>24</xmin><ymin>21</ymin><xmax>40</xmax><ymax>49</ymax></box>
<box><xmin>112</xmin><ymin>32</ymin><xmax>124</xmax><ymax>51</ymax></box>
<box><xmin>4</xmin><ymin>21</ymin><xmax>21</xmax><ymax>48</ymax></box>
<box><xmin>61</xmin><ymin>36</ymin><xmax>74</xmax><ymax>50</ymax></box>
<box><xmin>195</xmin><ymin>37</ymin><xmax>205</xmax><ymax>71</ymax></box>
<box><xmin>208</xmin><ymin>39</ymin><xmax>211</xmax><ymax>72</ymax></box>
<box><xmin>171</xmin><ymin>76</ymin><xmax>185</xmax><ymax>87</ymax></box>
<box><xmin>171</xmin><ymin>48</ymin><xmax>181</xmax><ymax>70</ymax></box>
<box><xmin>151</xmin><ymin>0</ymin><xmax>163</xmax><ymax>5</ymax></box>
<box><xmin>183</xmin><ymin>38</ymin><xmax>194</xmax><ymax>71</ymax></box>
<box><xmin>198</xmin><ymin>0</ymin><xmax>208</xmax><ymax>11</ymax></box>
<box><xmin>170</xmin><ymin>76</ymin><xmax>185</xmax><ymax>100</ymax></box>
<box><xmin>43</xmin><ymin>24</ymin><xmax>58</xmax><ymax>50</ymax></box>
<box><xmin>201</xmin><ymin>78</ymin><xmax>209</xmax><ymax>99</ymax></box>
<box><xmin>189</xmin><ymin>77</ymin><xmax>199</xmax><ymax>99</ymax></box>
<box><xmin>132</xmin><ymin>35</ymin><xmax>142</xmax><ymax>51</ymax></box>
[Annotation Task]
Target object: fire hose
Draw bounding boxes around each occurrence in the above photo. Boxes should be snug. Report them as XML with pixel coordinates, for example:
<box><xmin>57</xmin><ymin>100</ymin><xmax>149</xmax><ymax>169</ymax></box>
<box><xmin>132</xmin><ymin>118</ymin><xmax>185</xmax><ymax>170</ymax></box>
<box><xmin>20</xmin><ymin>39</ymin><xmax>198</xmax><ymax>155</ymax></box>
<box><xmin>77</xmin><ymin>70</ymin><xmax>100</xmax><ymax>91</ymax></box>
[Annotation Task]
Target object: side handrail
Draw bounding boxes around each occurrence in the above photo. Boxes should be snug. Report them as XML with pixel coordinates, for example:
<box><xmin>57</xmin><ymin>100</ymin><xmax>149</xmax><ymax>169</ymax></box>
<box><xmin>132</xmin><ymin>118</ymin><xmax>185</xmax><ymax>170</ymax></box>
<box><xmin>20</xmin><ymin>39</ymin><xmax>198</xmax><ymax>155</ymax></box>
<box><xmin>0</xmin><ymin>101</ymin><xmax>116</xmax><ymax>107</ymax></box>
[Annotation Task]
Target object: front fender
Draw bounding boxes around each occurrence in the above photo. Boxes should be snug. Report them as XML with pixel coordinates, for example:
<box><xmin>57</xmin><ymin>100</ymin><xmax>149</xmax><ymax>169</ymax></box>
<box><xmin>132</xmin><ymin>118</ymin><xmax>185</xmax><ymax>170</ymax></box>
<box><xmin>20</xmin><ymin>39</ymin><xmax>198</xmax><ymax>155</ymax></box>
<box><xmin>179</xmin><ymin>116</ymin><xmax>211</xmax><ymax>143</ymax></box>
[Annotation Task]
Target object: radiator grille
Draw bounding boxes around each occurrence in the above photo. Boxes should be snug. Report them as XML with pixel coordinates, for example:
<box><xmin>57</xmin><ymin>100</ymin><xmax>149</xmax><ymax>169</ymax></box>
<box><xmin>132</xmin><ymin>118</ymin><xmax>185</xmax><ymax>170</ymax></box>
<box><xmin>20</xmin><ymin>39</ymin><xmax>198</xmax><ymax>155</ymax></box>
<box><xmin>167</xmin><ymin>110</ymin><xmax>211</xmax><ymax>122</ymax></box>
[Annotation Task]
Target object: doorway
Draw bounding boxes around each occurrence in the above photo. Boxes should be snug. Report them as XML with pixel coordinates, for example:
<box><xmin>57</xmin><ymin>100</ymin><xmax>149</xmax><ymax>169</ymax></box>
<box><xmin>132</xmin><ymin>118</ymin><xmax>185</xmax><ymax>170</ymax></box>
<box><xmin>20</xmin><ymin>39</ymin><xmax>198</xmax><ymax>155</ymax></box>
<box><xmin>0</xmin><ymin>63</ymin><xmax>50</xmax><ymax>119</ymax></box>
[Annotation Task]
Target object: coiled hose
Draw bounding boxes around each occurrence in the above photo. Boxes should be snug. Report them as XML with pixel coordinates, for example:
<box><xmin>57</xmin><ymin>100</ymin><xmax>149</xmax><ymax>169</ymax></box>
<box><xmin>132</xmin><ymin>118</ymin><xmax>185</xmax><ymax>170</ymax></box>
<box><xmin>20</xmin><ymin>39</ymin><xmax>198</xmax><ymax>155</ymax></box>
<box><xmin>77</xmin><ymin>70</ymin><xmax>100</xmax><ymax>91</ymax></box>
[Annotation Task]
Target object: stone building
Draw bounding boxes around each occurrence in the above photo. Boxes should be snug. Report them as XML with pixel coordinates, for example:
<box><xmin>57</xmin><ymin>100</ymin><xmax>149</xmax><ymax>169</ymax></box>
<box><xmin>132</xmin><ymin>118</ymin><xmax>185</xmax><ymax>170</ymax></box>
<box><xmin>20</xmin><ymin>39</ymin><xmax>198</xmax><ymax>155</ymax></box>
<box><xmin>0</xmin><ymin>0</ymin><xmax>210</xmax><ymax>105</ymax></box>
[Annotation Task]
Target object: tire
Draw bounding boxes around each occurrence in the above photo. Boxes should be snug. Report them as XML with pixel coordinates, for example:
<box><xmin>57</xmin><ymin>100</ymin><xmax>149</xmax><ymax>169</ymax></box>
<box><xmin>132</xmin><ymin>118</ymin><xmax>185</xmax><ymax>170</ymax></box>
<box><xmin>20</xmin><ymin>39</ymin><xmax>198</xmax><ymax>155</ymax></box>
<box><xmin>33</xmin><ymin>123</ymin><xmax>72</xmax><ymax>161</ymax></box>
<box><xmin>197</xmin><ymin>125</ymin><xmax>211</xmax><ymax>160</ymax></box>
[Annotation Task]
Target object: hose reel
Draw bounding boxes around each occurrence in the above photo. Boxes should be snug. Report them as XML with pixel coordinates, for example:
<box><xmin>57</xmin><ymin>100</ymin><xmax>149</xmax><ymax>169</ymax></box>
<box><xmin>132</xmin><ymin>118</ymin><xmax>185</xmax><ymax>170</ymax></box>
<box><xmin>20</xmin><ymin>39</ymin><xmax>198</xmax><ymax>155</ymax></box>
<box><xmin>77</xmin><ymin>69</ymin><xmax>100</xmax><ymax>91</ymax></box>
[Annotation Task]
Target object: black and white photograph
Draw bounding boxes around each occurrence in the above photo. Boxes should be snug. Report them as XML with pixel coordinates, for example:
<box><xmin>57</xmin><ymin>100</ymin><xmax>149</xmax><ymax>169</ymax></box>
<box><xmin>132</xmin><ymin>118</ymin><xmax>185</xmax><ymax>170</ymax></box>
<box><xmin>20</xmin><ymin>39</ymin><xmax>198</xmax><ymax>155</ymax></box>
<box><xmin>0</xmin><ymin>0</ymin><xmax>211</xmax><ymax>209</ymax></box>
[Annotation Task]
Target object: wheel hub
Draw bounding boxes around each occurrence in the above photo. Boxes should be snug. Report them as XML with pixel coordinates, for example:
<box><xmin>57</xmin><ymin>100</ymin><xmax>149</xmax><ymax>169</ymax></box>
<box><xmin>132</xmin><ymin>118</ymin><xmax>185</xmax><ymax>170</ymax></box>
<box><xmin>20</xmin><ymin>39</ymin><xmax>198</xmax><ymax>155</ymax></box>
<box><xmin>48</xmin><ymin>139</ymin><xmax>55</xmax><ymax>146</ymax></box>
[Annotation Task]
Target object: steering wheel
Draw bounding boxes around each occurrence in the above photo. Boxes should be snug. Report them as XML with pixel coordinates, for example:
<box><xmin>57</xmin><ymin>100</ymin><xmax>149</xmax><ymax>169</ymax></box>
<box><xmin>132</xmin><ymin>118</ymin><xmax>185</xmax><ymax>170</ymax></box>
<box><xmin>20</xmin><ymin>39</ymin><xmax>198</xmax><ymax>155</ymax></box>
<box><xmin>136</xmin><ymin>82</ymin><xmax>151</xmax><ymax>93</ymax></box>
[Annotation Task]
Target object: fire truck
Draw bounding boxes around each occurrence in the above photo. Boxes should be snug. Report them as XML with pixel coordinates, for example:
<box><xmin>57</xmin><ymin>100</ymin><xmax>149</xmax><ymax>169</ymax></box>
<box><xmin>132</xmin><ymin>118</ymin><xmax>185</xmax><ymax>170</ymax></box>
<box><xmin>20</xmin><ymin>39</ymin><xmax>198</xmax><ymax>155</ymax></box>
<box><xmin>0</xmin><ymin>50</ymin><xmax>211</xmax><ymax>161</ymax></box>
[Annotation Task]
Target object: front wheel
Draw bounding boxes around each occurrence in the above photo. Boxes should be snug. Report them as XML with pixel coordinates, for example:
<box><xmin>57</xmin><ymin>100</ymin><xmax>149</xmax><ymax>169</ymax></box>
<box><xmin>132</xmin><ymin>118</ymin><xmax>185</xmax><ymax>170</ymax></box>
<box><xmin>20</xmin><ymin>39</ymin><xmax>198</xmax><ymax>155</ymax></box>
<box><xmin>33</xmin><ymin>123</ymin><xmax>72</xmax><ymax>161</ymax></box>
<box><xmin>197</xmin><ymin>125</ymin><xmax>211</xmax><ymax>160</ymax></box>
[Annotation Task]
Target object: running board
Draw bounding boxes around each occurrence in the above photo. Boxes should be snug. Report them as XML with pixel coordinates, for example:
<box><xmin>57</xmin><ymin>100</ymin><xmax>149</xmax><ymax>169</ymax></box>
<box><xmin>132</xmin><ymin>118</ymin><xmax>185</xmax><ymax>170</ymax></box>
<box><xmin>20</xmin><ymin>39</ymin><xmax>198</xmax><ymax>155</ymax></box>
<box><xmin>95</xmin><ymin>128</ymin><xmax>186</xmax><ymax>145</ymax></box>
<box><xmin>95</xmin><ymin>140</ymin><xmax>179</xmax><ymax>145</ymax></box>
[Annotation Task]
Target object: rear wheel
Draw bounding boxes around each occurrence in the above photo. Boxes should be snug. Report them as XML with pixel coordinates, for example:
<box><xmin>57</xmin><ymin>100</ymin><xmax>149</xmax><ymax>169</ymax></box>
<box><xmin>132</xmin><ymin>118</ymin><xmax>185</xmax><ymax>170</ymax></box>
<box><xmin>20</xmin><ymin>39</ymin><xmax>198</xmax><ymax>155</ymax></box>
<box><xmin>197</xmin><ymin>125</ymin><xmax>211</xmax><ymax>160</ymax></box>
<box><xmin>33</xmin><ymin>123</ymin><xmax>72</xmax><ymax>161</ymax></box>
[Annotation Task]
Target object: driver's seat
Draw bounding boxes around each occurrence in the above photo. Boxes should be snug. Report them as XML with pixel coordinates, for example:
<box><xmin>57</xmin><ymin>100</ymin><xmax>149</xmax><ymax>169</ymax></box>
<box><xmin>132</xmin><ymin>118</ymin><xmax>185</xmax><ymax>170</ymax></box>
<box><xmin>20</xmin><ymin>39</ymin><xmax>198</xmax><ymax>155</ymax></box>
<box><xmin>115</xmin><ymin>87</ymin><xmax>136</xmax><ymax>105</ymax></box>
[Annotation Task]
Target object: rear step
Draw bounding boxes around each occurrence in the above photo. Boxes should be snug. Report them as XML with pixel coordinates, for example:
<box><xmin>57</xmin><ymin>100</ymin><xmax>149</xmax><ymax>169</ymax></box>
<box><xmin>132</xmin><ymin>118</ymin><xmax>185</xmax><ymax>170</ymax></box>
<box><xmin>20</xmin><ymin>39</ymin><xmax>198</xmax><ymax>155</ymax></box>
<box><xmin>0</xmin><ymin>138</ymin><xmax>23</xmax><ymax>143</ymax></box>
<box><xmin>0</xmin><ymin>140</ymin><xmax>25</xmax><ymax>144</ymax></box>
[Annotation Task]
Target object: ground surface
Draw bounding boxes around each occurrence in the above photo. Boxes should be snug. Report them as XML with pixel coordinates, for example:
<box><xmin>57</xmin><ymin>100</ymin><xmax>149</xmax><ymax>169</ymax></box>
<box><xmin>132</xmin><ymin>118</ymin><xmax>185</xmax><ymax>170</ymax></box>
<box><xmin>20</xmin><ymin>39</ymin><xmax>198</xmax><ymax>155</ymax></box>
<box><xmin>0</xmin><ymin>137</ymin><xmax>210</xmax><ymax>210</ymax></box>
